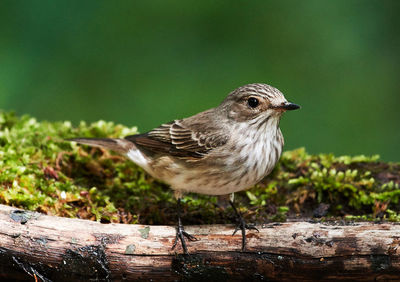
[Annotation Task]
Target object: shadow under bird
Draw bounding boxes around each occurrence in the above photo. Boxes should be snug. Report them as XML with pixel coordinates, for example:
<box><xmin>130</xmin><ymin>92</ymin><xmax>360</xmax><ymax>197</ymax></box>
<box><xmin>68</xmin><ymin>83</ymin><xmax>300</xmax><ymax>254</ymax></box>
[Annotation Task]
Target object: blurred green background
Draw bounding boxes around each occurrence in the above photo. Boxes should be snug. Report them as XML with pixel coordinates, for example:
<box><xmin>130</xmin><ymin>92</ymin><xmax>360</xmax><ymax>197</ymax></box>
<box><xmin>0</xmin><ymin>0</ymin><xmax>399</xmax><ymax>161</ymax></box>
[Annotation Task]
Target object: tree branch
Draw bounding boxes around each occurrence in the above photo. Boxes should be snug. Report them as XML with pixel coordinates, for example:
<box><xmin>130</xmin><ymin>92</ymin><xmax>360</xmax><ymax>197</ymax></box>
<box><xmin>0</xmin><ymin>204</ymin><xmax>399</xmax><ymax>281</ymax></box>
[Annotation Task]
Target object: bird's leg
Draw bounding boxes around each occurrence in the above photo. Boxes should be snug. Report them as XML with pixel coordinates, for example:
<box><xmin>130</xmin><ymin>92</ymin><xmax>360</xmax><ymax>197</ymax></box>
<box><xmin>171</xmin><ymin>198</ymin><xmax>198</xmax><ymax>254</ymax></box>
<box><xmin>229</xmin><ymin>193</ymin><xmax>259</xmax><ymax>251</ymax></box>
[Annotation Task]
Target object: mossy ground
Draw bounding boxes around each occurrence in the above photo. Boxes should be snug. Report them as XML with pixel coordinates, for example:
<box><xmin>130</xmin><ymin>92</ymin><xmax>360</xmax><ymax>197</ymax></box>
<box><xmin>1</xmin><ymin>111</ymin><xmax>399</xmax><ymax>225</ymax></box>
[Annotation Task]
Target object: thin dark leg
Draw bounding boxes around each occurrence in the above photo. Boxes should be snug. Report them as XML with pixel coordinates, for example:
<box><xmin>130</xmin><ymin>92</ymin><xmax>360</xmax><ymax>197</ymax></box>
<box><xmin>171</xmin><ymin>198</ymin><xmax>198</xmax><ymax>254</ymax></box>
<box><xmin>229</xmin><ymin>199</ymin><xmax>259</xmax><ymax>251</ymax></box>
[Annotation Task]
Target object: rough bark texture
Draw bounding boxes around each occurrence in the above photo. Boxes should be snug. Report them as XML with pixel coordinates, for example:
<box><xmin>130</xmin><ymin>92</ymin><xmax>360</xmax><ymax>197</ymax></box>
<box><xmin>0</xmin><ymin>204</ymin><xmax>400</xmax><ymax>281</ymax></box>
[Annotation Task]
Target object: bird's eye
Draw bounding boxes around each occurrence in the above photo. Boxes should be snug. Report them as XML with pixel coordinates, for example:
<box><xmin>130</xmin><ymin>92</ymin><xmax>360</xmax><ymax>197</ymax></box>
<box><xmin>247</xmin><ymin>97</ymin><xmax>259</xmax><ymax>108</ymax></box>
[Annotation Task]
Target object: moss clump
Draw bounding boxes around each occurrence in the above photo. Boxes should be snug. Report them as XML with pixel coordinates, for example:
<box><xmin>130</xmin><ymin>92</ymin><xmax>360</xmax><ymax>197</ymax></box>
<box><xmin>0</xmin><ymin>111</ymin><xmax>399</xmax><ymax>224</ymax></box>
<box><xmin>251</xmin><ymin>149</ymin><xmax>400</xmax><ymax>222</ymax></box>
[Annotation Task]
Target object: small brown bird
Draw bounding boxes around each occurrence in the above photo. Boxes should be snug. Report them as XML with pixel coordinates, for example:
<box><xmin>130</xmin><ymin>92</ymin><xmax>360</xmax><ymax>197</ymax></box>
<box><xmin>69</xmin><ymin>83</ymin><xmax>300</xmax><ymax>253</ymax></box>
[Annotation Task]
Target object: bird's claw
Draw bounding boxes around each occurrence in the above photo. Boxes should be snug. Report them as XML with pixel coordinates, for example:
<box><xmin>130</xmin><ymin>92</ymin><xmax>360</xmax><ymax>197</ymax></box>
<box><xmin>232</xmin><ymin>220</ymin><xmax>259</xmax><ymax>236</ymax></box>
<box><xmin>230</xmin><ymin>201</ymin><xmax>259</xmax><ymax>251</ymax></box>
<box><xmin>172</xmin><ymin>222</ymin><xmax>198</xmax><ymax>254</ymax></box>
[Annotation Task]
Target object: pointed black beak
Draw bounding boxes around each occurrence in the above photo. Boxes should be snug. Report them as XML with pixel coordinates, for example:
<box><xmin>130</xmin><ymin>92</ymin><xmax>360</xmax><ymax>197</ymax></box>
<box><xmin>274</xmin><ymin>102</ymin><xmax>301</xmax><ymax>111</ymax></box>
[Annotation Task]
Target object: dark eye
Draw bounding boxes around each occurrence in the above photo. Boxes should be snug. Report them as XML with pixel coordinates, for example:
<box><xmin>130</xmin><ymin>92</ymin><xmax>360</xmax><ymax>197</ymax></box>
<box><xmin>247</xmin><ymin>97</ymin><xmax>259</xmax><ymax>108</ymax></box>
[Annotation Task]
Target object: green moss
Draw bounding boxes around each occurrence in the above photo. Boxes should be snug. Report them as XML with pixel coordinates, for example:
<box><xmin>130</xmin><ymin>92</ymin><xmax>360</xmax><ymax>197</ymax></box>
<box><xmin>0</xmin><ymin>111</ymin><xmax>399</xmax><ymax>224</ymax></box>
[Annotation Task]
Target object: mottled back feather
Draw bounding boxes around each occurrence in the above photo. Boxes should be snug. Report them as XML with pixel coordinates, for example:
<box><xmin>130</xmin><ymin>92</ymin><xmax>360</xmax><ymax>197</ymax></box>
<box><xmin>125</xmin><ymin>111</ymin><xmax>229</xmax><ymax>161</ymax></box>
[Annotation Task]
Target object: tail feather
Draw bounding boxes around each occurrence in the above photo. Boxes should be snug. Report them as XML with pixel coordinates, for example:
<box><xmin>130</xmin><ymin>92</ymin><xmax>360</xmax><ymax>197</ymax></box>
<box><xmin>67</xmin><ymin>138</ymin><xmax>134</xmax><ymax>154</ymax></box>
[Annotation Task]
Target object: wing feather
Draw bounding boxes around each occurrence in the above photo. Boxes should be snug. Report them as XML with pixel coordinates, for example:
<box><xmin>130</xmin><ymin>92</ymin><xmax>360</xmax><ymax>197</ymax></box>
<box><xmin>125</xmin><ymin>120</ymin><xmax>228</xmax><ymax>160</ymax></box>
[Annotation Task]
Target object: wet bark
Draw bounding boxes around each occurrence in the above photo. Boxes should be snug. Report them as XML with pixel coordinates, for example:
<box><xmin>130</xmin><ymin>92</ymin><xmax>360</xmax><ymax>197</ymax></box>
<box><xmin>0</xmin><ymin>204</ymin><xmax>400</xmax><ymax>281</ymax></box>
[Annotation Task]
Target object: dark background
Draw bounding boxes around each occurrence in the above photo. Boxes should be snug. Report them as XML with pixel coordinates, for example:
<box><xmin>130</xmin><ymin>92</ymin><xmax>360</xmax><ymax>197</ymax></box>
<box><xmin>1</xmin><ymin>0</ymin><xmax>399</xmax><ymax>161</ymax></box>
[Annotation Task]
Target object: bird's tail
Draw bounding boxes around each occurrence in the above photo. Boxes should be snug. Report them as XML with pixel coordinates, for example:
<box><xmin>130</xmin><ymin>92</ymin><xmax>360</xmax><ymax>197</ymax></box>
<box><xmin>67</xmin><ymin>138</ymin><xmax>135</xmax><ymax>154</ymax></box>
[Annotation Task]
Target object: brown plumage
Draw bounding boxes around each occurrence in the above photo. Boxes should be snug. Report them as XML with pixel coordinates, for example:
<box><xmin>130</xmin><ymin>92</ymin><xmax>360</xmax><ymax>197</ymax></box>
<box><xmin>126</xmin><ymin>114</ymin><xmax>229</xmax><ymax>160</ymax></box>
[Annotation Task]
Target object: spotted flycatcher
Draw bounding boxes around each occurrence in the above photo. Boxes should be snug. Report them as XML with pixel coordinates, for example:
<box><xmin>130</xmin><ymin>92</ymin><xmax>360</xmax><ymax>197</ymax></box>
<box><xmin>69</xmin><ymin>83</ymin><xmax>300</xmax><ymax>253</ymax></box>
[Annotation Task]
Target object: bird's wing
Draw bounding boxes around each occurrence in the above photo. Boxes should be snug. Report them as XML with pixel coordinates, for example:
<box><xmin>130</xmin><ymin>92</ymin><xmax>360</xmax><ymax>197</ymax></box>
<box><xmin>125</xmin><ymin>120</ymin><xmax>229</xmax><ymax>161</ymax></box>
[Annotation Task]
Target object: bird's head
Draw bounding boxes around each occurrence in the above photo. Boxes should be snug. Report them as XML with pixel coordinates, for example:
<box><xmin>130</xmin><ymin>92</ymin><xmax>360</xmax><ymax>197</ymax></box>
<box><xmin>220</xmin><ymin>83</ymin><xmax>300</xmax><ymax>123</ymax></box>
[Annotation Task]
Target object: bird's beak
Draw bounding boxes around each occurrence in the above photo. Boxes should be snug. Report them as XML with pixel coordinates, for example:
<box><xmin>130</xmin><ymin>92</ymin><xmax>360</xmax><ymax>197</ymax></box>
<box><xmin>274</xmin><ymin>102</ymin><xmax>301</xmax><ymax>111</ymax></box>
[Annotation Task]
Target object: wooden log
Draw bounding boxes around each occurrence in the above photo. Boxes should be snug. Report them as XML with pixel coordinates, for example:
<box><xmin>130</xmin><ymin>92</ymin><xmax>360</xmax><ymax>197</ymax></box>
<box><xmin>0</xmin><ymin>204</ymin><xmax>399</xmax><ymax>281</ymax></box>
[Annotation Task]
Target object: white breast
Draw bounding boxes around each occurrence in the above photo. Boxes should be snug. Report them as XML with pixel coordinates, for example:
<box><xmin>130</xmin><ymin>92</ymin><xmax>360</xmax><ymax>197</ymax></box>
<box><xmin>231</xmin><ymin>118</ymin><xmax>283</xmax><ymax>187</ymax></box>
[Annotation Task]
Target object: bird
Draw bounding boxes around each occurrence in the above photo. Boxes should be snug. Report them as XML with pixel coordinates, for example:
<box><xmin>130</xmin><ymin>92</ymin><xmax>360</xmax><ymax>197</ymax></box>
<box><xmin>68</xmin><ymin>83</ymin><xmax>300</xmax><ymax>254</ymax></box>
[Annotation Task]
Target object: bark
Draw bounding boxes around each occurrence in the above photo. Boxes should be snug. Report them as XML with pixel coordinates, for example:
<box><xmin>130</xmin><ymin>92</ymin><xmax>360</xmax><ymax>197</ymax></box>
<box><xmin>0</xmin><ymin>204</ymin><xmax>399</xmax><ymax>281</ymax></box>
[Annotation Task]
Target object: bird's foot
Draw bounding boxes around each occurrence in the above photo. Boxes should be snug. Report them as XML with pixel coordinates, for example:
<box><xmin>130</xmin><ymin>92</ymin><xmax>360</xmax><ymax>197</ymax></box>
<box><xmin>172</xmin><ymin>221</ymin><xmax>198</xmax><ymax>254</ymax></box>
<box><xmin>232</xmin><ymin>215</ymin><xmax>259</xmax><ymax>251</ymax></box>
<box><xmin>230</xmin><ymin>200</ymin><xmax>259</xmax><ymax>251</ymax></box>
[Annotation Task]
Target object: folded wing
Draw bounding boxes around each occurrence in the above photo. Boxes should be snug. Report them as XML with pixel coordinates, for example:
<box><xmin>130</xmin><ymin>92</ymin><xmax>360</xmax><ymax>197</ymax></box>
<box><xmin>125</xmin><ymin>120</ymin><xmax>228</xmax><ymax>161</ymax></box>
